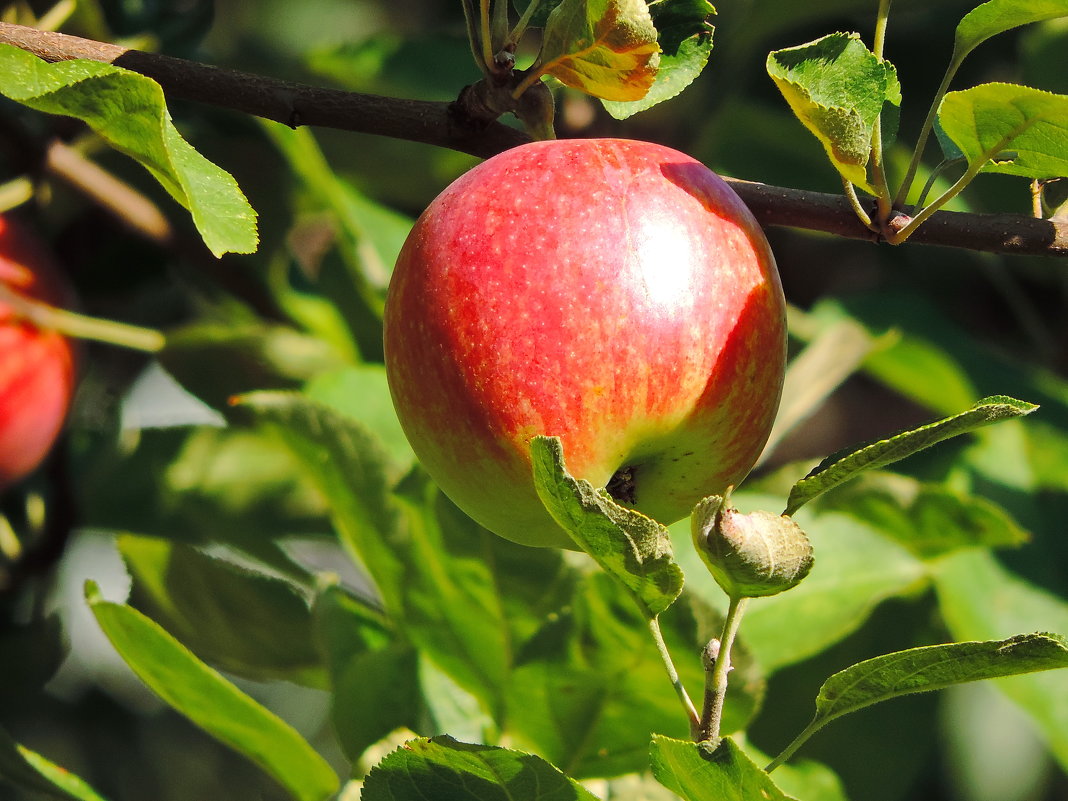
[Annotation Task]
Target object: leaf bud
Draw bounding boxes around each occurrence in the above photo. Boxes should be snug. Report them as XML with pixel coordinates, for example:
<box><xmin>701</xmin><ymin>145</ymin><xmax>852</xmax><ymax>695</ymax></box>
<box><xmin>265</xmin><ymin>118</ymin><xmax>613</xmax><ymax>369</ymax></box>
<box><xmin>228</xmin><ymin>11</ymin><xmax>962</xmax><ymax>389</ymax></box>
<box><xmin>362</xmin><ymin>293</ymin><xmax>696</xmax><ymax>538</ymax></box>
<box><xmin>691</xmin><ymin>491</ymin><xmax>814</xmax><ymax>599</ymax></box>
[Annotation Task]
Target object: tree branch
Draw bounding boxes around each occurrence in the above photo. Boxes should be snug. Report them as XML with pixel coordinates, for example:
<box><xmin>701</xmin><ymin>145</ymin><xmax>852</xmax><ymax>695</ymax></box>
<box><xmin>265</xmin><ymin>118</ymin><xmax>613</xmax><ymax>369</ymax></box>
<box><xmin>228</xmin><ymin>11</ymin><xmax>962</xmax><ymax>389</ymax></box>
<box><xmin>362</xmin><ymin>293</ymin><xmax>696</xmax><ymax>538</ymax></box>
<box><xmin>1</xmin><ymin>22</ymin><xmax>1065</xmax><ymax>258</ymax></box>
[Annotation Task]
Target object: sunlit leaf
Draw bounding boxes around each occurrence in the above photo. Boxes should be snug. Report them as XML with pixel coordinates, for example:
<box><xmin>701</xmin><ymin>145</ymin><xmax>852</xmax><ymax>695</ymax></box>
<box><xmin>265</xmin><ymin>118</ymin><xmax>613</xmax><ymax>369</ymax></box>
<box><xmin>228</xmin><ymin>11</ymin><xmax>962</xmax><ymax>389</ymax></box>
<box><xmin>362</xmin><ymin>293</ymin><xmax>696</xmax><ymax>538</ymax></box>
<box><xmin>534</xmin><ymin>0</ymin><xmax>660</xmax><ymax>102</ymax></box>
<box><xmin>785</xmin><ymin>396</ymin><xmax>1038</xmax><ymax>514</ymax></box>
<box><xmin>86</xmin><ymin>582</ymin><xmax>339</xmax><ymax>801</ymax></box>
<box><xmin>0</xmin><ymin>725</ymin><xmax>111</xmax><ymax>801</ymax></box>
<box><xmin>937</xmin><ymin>83</ymin><xmax>1068</xmax><ymax>179</ymax></box>
<box><xmin>935</xmin><ymin>549</ymin><xmax>1068</xmax><ymax>772</ymax></box>
<box><xmin>767</xmin><ymin>32</ymin><xmax>900</xmax><ymax>191</ymax></box>
<box><xmin>774</xmin><ymin>632</ymin><xmax>1068</xmax><ymax>766</ymax></box>
<box><xmin>0</xmin><ymin>44</ymin><xmax>257</xmax><ymax>257</ymax></box>
<box><xmin>650</xmin><ymin>736</ymin><xmax>792</xmax><ymax>801</ymax></box>
<box><xmin>602</xmin><ymin>0</ymin><xmax>714</xmax><ymax>119</ymax></box>
<box><xmin>531</xmin><ymin>435</ymin><xmax>683</xmax><ymax>618</ymax></box>
<box><xmin>361</xmin><ymin>736</ymin><xmax>598</xmax><ymax>801</ymax></box>
<box><xmin>953</xmin><ymin>0</ymin><xmax>1068</xmax><ymax>65</ymax></box>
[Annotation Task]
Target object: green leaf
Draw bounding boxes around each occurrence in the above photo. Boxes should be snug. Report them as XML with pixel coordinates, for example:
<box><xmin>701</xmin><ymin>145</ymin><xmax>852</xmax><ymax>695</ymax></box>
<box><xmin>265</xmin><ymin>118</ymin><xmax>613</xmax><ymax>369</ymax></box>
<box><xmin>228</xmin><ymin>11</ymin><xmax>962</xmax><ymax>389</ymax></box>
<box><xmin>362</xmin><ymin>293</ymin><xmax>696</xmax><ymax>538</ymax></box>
<box><xmin>0</xmin><ymin>44</ymin><xmax>257</xmax><ymax>257</ymax></box>
<box><xmin>361</xmin><ymin>735</ymin><xmax>599</xmax><ymax>801</ymax></box>
<box><xmin>0</xmin><ymin>725</ymin><xmax>111</xmax><ymax>801</ymax></box>
<box><xmin>767</xmin><ymin>32</ymin><xmax>900</xmax><ymax>191</ymax></box>
<box><xmin>935</xmin><ymin>549</ymin><xmax>1068</xmax><ymax>772</ymax></box>
<box><xmin>506</xmin><ymin>575</ymin><xmax>764</xmax><ymax>778</ymax></box>
<box><xmin>798</xmin><ymin>633</ymin><xmax>1068</xmax><ymax>745</ymax></box>
<box><xmin>602</xmin><ymin>0</ymin><xmax>714</xmax><ymax>119</ymax></box>
<box><xmin>534</xmin><ymin>0</ymin><xmax>660</xmax><ymax>102</ymax></box>
<box><xmin>236</xmin><ymin>393</ymin><xmax>573</xmax><ymax>723</ymax></box>
<box><xmin>650</xmin><ymin>736</ymin><xmax>792</xmax><ymax>801</ymax></box>
<box><xmin>161</xmin><ymin>322</ymin><xmax>351</xmax><ymax>411</ymax></box>
<box><xmin>785</xmin><ymin>395</ymin><xmax>1038</xmax><ymax>514</ymax></box>
<box><xmin>937</xmin><ymin>83</ymin><xmax>1068</xmax><ymax>180</ymax></box>
<box><xmin>230</xmin><ymin>391</ymin><xmax>406</xmax><ymax>611</ymax></box>
<box><xmin>531</xmin><ymin>436</ymin><xmax>683</xmax><ymax>618</ymax></box>
<box><xmin>313</xmin><ymin>583</ymin><xmax>423</xmax><ymax>762</ymax></box>
<box><xmin>815</xmin><ymin>471</ymin><xmax>1031</xmax><ymax>559</ymax></box>
<box><xmin>85</xmin><ymin>582</ymin><xmax>339</xmax><ymax>801</ymax></box>
<box><xmin>119</xmin><ymin>535</ymin><xmax>326</xmax><ymax>687</ymax></box>
<box><xmin>953</xmin><ymin>0</ymin><xmax>1068</xmax><ymax>65</ymax></box>
<box><xmin>303</xmin><ymin>365</ymin><xmax>415</xmax><ymax>477</ymax></box>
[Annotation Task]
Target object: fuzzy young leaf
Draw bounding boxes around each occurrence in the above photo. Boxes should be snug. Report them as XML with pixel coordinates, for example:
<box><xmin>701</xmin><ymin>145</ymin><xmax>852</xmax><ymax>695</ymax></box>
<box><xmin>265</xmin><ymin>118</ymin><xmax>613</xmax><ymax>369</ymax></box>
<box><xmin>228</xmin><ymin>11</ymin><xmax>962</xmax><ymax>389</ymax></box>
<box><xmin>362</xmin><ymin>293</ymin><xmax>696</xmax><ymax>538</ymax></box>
<box><xmin>953</xmin><ymin>0</ymin><xmax>1068</xmax><ymax>65</ymax></box>
<box><xmin>767</xmin><ymin>32</ymin><xmax>900</xmax><ymax>192</ymax></box>
<box><xmin>650</xmin><ymin>736</ymin><xmax>793</xmax><ymax>801</ymax></box>
<box><xmin>0</xmin><ymin>44</ymin><xmax>257</xmax><ymax>257</ymax></box>
<box><xmin>531</xmin><ymin>436</ymin><xmax>683</xmax><ymax>618</ymax></box>
<box><xmin>810</xmin><ymin>633</ymin><xmax>1068</xmax><ymax>733</ymax></box>
<box><xmin>602</xmin><ymin>0</ymin><xmax>714</xmax><ymax>119</ymax></box>
<box><xmin>85</xmin><ymin>582</ymin><xmax>339</xmax><ymax>801</ymax></box>
<box><xmin>534</xmin><ymin>0</ymin><xmax>660</xmax><ymax>102</ymax></box>
<box><xmin>0</xmin><ymin>725</ymin><xmax>111</xmax><ymax>801</ymax></box>
<box><xmin>785</xmin><ymin>395</ymin><xmax>1037</xmax><ymax>514</ymax></box>
<box><xmin>362</xmin><ymin>736</ymin><xmax>599</xmax><ymax>801</ymax></box>
<box><xmin>937</xmin><ymin>83</ymin><xmax>1068</xmax><ymax>180</ymax></box>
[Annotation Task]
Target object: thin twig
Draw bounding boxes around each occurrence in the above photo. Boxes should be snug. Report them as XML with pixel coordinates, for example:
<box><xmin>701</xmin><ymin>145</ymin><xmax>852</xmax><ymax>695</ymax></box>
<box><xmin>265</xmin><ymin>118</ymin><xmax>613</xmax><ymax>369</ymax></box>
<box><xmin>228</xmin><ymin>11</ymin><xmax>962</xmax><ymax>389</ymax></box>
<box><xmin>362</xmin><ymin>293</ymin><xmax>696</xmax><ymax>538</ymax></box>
<box><xmin>649</xmin><ymin>616</ymin><xmax>702</xmax><ymax>735</ymax></box>
<box><xmin>1</xmin><ymin>22</ymin><xmax>1066</xmax><ymax>257</ymax></box>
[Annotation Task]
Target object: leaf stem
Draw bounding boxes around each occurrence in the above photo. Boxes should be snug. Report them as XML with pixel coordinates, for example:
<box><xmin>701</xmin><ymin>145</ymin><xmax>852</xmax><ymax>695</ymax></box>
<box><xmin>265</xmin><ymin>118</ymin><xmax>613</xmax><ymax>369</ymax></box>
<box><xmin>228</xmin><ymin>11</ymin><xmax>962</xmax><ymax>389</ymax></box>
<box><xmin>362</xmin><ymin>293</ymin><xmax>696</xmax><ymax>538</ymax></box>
<box><xmin>480</xmin><ymin>0</ymin><xmax>495</xmax><ymax>74</ymax></box>
<box><xmin>765</xmin><ymin>716</ymin><xmax>822</xmax><ymax>772</ymax></box>
<box><xmin>509</xmin><ymin>0</ymin><xmax>542</xmax><ymax>47</ymax></box>
<box><xmin>868</xmin><ymin>0</ymin><xmax>894</xmax><ymax>224</ymax></box>
<box><xmin>649</xmin><ymin>616</ymin><xmax>701</xmax><ymax>735</ymax></box>
<box><xmin>698</xmin><ymin>595</ymin><xmax>749</xmax><ymax>743</ymax></box>
<box><xmin>842</xmin><ymin>177</ymin><xmax>873</xmax><ymax>228</ymax></box>
<box><xmin>0</xmin><ymin>283</ymin><xmax>165</xmax><ymax>352</ymax></box>
<box><xmin>460</xmin><ymin>0</ymin><xmax>490</xmax><ymax>76</ymax></box>
<box><xmin>894</xmin><ymin>56</ymin><xmax>962</xmax><ymax>207</ymax></box>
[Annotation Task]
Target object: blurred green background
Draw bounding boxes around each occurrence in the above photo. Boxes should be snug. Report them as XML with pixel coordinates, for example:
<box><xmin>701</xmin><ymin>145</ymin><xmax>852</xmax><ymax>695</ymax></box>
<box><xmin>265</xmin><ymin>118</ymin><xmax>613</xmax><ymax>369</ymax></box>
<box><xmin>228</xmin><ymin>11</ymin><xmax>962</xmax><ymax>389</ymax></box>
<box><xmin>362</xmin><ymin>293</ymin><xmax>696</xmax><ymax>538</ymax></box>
<box><xmin>2</xmin><ymin>0</ymin><xmax>1067</xmax><ymax>799</ymax></box>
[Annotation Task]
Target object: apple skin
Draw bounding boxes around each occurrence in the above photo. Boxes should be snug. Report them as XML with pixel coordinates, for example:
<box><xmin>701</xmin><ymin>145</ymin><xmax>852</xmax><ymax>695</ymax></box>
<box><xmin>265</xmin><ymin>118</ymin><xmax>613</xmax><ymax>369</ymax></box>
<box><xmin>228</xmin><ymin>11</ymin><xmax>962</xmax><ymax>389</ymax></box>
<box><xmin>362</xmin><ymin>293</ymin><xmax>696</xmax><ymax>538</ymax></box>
<box><xmin>384</xmin><ymin>138</ymin><xmax>786</xmax><ymax>548</ymax></box>
<box><xmin>0</xmin><ymin>215</ymin><xmax>77</xmax><ymax>491</ymax></box>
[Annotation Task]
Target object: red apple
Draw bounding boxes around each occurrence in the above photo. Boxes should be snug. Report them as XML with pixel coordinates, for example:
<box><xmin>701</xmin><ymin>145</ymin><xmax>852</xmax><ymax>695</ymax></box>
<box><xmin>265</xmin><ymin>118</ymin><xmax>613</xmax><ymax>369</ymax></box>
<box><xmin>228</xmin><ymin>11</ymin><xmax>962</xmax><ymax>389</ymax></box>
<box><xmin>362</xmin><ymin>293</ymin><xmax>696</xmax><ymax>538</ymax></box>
<box><xmin>0</xmin><ymin>215</ymin><xmax>77</xmax><ymax>491</ymax></box>
<box><xmin>384</xmin><ymin>139</ymin><xmax>786</xmax><ymax>548</ymax></box>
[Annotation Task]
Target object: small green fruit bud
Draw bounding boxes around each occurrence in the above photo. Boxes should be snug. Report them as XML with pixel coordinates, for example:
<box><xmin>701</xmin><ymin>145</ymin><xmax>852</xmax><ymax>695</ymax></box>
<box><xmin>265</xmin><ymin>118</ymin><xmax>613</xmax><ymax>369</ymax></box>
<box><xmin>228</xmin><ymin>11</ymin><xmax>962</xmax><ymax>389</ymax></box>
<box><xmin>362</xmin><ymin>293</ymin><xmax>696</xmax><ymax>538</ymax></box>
<box><xmin>691</xmin><ymin>492</ymin><xmax>814</xmax><ymax>599</ymax></box>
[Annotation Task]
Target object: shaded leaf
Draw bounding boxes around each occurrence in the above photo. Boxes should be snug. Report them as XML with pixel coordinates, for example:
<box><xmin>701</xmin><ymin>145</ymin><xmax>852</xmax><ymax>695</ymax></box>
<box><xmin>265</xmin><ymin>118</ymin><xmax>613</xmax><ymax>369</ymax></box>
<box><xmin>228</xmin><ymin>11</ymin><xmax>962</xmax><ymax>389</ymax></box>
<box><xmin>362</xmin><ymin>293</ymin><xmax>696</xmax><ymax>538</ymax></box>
<box><xmin>531</xmin><ymin>435</ymin><xmax>683</xmax><ymax>618</ymax></box>
<box><xmin>362</xmin><ymin>735</ymin><xmax>598</xmax><ymax>801</ymax></box>
<box><xmin>786</xmin><ymin>395</ymin><xmax>1038</xmax><ymax>514</ymax></box>
<box><xmin>235</xmin><ymin>393</ymin><xmax>573</xmax><ymax>724</ymax></box>
<box><xmin>937</xmin><ymin>83</ymin><xmax>1068</xmax><ymax>180</ymax></box>
<box><xmin>816</xmin><ymin>471</ymin><xmax>1030</xmax><ymax>559</ymax></box>
<box><xmin>315</xmin><ymin>583</ymin><xmax>422</xmax><ymax>762</ymax></box>
<box><xmin>935</xmin><ymin>549</ymin><xmax>1068</xmax><ymax>772</ymax></box>
<box><xmin>513</xmin><ymin>0</ymin><xmax>567</xmax><ymax>29</ymax></box>
<box><xmin>954</xmin><ymin>0</ymin><xmax>1068</xmax><ymax>65</ymax></box>
<box><xmin>767</xmin><ymin>32</ymin><xmax>900</xmax><ymax>191</ymax></box>
<box><xmin>813</xmin><ymin>633</ymin><xmax>1068</xmax><ymax>728</ymax></box>
<box><xmin>506</xmin><ymin>575</ymin><xmax>763</xmax><ymax>779</ymax></box>
<box><xmin>119</xmin><ymin>535</ymin><xmax>326</xmax><ymax>687</ymax></box>
<box><xmin>0</xmin><ymin>44</ymin><xmax>257</xmax><ymax>257</ymax></box>
<box><xmin>650</xmin><ymin>736</ymin><xmax>793</xmax><ymax>801</ymax></box>
<box><xmin>535</xmin><ymin>0</ymin><xmax>660</xmax><ymax>102</ymax></box>
<box><xmin>0</xmin><ymin>725</ymin><xmax>111</xmax><ymax>801</ymax></box>
<box><xmin>86</xmin><ymin>582</ymin><xmax>339</xmax><ymax>801</ymax></box>
<box><xmin>602</xmin><ymin>0</ymin><xmax>714</xmax><ymax>119</ymax></box>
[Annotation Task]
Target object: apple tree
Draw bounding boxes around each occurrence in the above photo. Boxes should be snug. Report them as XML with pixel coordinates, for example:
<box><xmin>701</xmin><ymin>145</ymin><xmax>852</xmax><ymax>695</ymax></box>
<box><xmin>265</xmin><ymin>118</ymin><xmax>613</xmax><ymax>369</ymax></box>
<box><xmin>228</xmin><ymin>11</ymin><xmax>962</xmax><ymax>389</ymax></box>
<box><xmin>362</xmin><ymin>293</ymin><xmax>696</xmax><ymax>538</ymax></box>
<box><xmin>1</xmin><ymin>1</ymin><xmax>1068</xmax><ymax>800</ymax></box>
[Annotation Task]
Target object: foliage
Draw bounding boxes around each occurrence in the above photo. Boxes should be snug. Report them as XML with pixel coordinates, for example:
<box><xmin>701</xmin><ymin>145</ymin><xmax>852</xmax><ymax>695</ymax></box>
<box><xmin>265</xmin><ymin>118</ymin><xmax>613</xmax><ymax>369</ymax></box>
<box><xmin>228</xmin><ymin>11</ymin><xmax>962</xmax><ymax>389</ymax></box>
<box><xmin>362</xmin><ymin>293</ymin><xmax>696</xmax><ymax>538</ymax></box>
<box><xmin>1</xmin><ymin>1</ymin><xmax>1067</xmax><ymax>801</ymax></box>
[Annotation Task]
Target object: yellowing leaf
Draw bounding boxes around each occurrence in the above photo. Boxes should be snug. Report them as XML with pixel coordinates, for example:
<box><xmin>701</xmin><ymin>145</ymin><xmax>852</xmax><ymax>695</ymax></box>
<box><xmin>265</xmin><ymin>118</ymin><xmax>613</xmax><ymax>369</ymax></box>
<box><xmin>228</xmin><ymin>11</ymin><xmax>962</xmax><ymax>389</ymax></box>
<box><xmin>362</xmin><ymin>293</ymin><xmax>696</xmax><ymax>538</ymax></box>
<box><xmin>534</xmin><ymin>0</ymin><xmax>660</xmax><ymax>102</ymax></box>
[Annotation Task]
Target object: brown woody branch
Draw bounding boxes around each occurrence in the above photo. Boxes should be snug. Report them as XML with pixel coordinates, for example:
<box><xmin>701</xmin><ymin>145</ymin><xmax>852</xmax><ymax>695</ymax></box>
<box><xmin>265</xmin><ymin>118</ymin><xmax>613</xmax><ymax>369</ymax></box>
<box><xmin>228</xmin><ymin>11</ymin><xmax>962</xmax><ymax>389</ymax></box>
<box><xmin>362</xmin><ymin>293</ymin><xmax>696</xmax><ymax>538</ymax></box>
<box><xmin>1</xmin><ymin>21</ymin><xmax>1065</xmax><ymax>258</ymax></box>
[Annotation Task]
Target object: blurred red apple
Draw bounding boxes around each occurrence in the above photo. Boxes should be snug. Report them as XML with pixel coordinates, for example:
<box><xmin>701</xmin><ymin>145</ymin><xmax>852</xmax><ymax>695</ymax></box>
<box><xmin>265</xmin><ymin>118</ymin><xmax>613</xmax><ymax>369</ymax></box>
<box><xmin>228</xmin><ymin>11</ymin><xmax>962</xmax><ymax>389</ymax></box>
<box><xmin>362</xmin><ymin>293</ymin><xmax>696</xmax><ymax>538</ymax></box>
<box><xmin>0</xmin><ymin>215</ymin><xmax>77</xmax><ymax>490</ymax></box>
<box><xmin>384</xmin><ymin>139</ymin><xmax>786</xmax><ymax>548</ymax></box>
